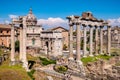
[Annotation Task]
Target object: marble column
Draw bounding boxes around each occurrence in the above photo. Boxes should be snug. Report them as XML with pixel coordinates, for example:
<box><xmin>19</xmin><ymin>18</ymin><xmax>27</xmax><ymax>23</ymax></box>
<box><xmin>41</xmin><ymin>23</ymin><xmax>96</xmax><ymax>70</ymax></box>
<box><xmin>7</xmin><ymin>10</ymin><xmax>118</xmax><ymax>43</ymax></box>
<box><xmin>107</xmin><ymin>26</ymin><xmax>111</xmax><ymax>56</ymax></box>
<box><xmin>48</xmin><ymin>40</ymin><xmax>51</xmax><ymax>58</ymax></box>
<box><xmin>76</xmin><ymin>23</ymin><xmax>81</xmax><ymax>61</ymax></box>
<box><xmin>100</xmin><ymin>26</ymin><xmax>104</xmax><ymax>54</ymax></box>
<box><xmin>69</xmin><ymin>23</ymin><xmax>74</xmax><ymax>60</ymax></box>
<box><xmin>10</xmin><ymin>23</ymin><xmax>15</xmax><ymax>65</ymax></box>
<box><xmin>95</xmin><ymin>26</ymin><xmax>99</xmax><ymax>55</ymax></box>
<box><xmin>22</xmin><ymin>17</ymin><xmax>28</xmax><ymax>71</ymax></box>
<box><xmin>89</xmin><ymin>25</ymin><xmax>93</xmax><ymax>56</ymax></box>
<box><xmin>19</xmin><ymin>26</ymin><xmax>23</xmax><ymax>61</ymax></box>
<box><xmin>83</xmin><ymin>25</ymin><xmax>87</xmax><ymax>57</ymax></box>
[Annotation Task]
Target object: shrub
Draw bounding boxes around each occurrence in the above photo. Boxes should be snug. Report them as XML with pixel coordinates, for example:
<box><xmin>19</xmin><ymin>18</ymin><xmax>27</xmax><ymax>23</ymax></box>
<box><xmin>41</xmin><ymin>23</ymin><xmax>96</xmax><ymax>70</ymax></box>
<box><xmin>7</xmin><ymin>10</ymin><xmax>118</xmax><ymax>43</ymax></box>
<box><xmin>63</xmin><ymin>44</ymin><xmax>67</xmax><ymax>50</ymax></box>
<box><xmin>54</xmin><ymin>65</ymin><xmax>68</xmax><ymax>73</ymax></box>
<box><xmin>27</xmin><ymin>70</ymin><xmax>35</xmax><ymax>80</ymax></box>
<box><xmin>39</xmin><ymin>57</ymin><xmax>56</xmax><ymax>65</ymax></box>
<box><xmin>15</xmin><ymin>40</ymin><xmax>19</xmax><ymax>52</ymax></box>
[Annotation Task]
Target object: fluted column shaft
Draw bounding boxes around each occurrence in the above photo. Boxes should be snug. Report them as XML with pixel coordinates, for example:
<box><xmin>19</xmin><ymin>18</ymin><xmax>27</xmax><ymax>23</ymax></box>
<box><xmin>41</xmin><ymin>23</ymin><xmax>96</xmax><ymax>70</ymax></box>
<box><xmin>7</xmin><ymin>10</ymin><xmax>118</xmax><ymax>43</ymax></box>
<box><xmin>100</xmin><ymin>26</ymin><xmax>103</xmax><ymax>54</ymax></box>
<box><xmin>22</xmin><ymin>17</ymin><xmax>28</xmax><ymax>70</ymax></box>
<box><xmin>89</xmin><ymin>26</ymin><xmax>93</xmax><ymax>56</ymax></box>
<box><xmin>83</xmin><ymin>25</ymin><xmax>87</xmax><ymax>57</ymax></box>
<box><xmin>107</xmin><ymin>26</ymin><xmax>111</xmax><ymax>55</ymax></box>
<box><xmin>11</xmin><ymin>24</ymin><xmax>15</xmax><ymax>63</ymax></box>
<box><xmin>48</xmin><ymin>40</ymin><xmax>51</xmax><ymax>58</ymax></box>
<box><xmin>19</xmin><ymin>26</ymin><xmax>23</xmax><ymax>61</ymax></box>
<box><xmin>76</xmin><ymin>23</ymin><xmax>81</xmax><ymax>61</ymax></box>
<box><xmin>69</xmin><ymin>24</ymin><xmax>73</xmax><ymax>59</ymax></box>
<box><xmin>95</xmin><ymin>26</ymin><xmax>99</xmax><ymax>55</ymax></box>
<box><xmin>22</xmin><ymin>21</ymin><xmax>27</xmax><ymax>62</ymax></box>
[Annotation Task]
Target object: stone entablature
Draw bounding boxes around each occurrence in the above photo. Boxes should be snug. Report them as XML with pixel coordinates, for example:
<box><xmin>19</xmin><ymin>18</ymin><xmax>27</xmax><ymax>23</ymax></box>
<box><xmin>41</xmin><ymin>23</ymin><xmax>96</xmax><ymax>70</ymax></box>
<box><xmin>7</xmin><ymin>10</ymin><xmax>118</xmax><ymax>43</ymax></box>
<box><xmin>41</xmin><ymin>31</ymin><xmax>62</xmax><ymax>39</ymax></box>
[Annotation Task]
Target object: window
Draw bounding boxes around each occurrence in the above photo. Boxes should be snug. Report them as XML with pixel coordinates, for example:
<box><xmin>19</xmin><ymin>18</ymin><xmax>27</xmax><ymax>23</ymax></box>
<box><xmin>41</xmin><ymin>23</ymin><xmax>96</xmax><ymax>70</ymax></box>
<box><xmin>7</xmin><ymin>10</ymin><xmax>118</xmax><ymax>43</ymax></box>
<box><xmin>32</xmin><ymin>38</ymin><xmax>35</xmax><ymax>45</ymax></box>
<box><xmin>7</xmin><ymin>31</ymin><xmax>9</xmax><ymax>33</ymax></box>
<box><xmin>0</xmin><ymin>31</ymin><xmax>3</xmax><ymax>33</ymax></box>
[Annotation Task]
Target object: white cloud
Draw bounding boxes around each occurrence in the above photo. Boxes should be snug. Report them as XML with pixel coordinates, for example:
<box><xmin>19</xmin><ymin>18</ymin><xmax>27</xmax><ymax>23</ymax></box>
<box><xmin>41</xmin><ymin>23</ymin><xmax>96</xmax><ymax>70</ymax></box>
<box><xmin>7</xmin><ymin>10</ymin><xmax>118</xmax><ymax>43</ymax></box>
<box><xmin>37</xmin><ymin>17</ymin><xmax>68</xmax><ymax>29</ymax></box>
<box><xmin>108</xmin><ymin>17</ymin><xmax>120</xmax><ymax>27</ymax></box>
<box><xmin>4</xmin><ymin>20</ymin><xmax>10</xmax><ymax>24</ymax></box>
<box><xmin>9</xmin><ymin>14</ymin><xmax>18</xmax><ymax>19</ymax></box>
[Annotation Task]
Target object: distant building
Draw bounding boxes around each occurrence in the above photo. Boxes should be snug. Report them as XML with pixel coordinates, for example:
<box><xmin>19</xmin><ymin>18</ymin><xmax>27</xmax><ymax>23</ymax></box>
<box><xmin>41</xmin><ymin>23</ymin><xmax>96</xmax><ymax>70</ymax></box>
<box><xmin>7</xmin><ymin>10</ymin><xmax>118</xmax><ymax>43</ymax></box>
<box><xmin>40</xmin><ymin>30</ymin><xmax>63</xmax><ymax>56</ymax></box>
<box><xmin>25</xmin><ymin>8</ymin><xmax>43</xmax><ymax>48</ymax></box>
<box><xmin>0</xmin><ymin>24</ymin><xmax>18</xmax><ymax>48</ymax></box>
<box><xmin>0</xmin><ymin>9</ymin><xmax>64</xmax><ymax>57</ymax></box>
<box><xmin>47</xmin><ymin>26</ymin><xmax>69</xmax><ymax>48</ymax></box>
<box><xmin>103</xmin><ymin>26</ymin><xmax>120</xmax><ymax>48</ymax></box>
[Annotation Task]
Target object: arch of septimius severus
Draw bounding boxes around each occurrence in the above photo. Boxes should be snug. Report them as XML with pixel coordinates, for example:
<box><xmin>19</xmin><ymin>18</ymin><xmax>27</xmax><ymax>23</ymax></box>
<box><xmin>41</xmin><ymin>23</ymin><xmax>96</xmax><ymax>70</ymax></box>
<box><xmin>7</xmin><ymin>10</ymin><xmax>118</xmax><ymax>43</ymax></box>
<box><xmin>67</xmin><ymin>12</ymin><xmax>111</xmax><ymax>60</ymax></box>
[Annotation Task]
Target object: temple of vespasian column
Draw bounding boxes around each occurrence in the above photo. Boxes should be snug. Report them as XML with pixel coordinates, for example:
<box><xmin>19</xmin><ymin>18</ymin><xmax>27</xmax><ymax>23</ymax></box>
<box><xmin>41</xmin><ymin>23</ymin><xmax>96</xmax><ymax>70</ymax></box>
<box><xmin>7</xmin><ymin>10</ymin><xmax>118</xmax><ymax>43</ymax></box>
<box><xmin>10</xmin><ymin>16</ymin><xmax>29</xmax><ymax>71</ymax></box>
<box><xmin>67</xmin><ymin>12</ymin><xmax>111</xmax><ymax>60</ymax></box>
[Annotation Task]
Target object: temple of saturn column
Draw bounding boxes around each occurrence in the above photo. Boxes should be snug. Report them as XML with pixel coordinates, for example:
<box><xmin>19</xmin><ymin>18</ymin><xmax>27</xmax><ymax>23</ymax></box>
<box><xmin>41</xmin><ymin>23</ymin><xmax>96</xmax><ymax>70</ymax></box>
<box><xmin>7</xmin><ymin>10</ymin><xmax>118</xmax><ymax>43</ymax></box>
<box><xmin>10</xmin><ymin>16</ymin><xmax>29</xmax><ymax>71</ymax></box>
<box><xmin>67</xmin><ymin>12</ymin><xmax>111</xmax><ymax>60</ymax></box>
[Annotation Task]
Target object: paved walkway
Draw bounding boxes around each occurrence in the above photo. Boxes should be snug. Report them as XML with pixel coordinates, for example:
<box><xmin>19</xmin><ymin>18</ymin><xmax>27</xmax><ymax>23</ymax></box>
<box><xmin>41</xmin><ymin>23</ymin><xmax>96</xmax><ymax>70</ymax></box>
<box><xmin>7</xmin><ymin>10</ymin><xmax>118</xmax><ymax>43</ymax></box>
<box><xmin>71</xmin><ymin>76</ymin><xmax>84</xmax><ymax>80</ymax></box>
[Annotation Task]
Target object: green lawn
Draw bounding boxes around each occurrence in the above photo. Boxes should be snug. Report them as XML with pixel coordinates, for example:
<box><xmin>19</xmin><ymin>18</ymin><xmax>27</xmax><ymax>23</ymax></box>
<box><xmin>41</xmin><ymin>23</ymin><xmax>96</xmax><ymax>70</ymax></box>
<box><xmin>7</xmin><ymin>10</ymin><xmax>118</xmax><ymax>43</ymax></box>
<box><xmin>0</xmin><ymin>60</ymin><xmax>31</xmax><ymax>80</ymax></box>
<box><xmin>81</xmin><ymin>54</ymin><xmax>113</xmax><ymax>65</ymax></box>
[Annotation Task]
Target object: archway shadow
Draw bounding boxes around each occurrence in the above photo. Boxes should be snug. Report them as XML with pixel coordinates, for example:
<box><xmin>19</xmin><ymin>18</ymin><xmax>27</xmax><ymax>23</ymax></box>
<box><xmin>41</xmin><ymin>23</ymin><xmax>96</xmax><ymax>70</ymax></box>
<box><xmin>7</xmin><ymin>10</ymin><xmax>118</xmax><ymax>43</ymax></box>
<box><xmin>28</xmin><ymin>60</ymin><xmax>36</xmax><ymax>69</ymax></box>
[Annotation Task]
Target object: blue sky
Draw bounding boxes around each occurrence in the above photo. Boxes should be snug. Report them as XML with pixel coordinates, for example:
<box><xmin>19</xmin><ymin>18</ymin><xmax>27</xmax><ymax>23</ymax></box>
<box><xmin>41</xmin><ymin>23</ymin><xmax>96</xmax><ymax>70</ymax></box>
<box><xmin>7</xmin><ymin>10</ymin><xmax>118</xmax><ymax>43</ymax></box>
<box><xmin>0</xmin><ymin>0</ymin><xmax>120</xmax><ymax>28</ymax></box>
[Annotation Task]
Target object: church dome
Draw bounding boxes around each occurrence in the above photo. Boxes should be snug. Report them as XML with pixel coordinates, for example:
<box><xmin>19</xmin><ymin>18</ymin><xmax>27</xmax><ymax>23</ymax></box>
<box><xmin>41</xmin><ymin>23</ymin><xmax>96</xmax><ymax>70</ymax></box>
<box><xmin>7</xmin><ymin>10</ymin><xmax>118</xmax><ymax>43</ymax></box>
<box><xmin>26</xmin><ymin>8</ymin><xmax>37</xmax><ymax>26</ymax></box>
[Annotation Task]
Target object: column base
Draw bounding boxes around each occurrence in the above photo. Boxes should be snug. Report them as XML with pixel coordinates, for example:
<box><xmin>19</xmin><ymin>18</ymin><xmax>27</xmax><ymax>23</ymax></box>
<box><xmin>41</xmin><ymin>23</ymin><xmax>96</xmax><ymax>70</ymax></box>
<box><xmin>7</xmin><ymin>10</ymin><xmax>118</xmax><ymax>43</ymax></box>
<box><xmin>10</xmin><ymin>61</ymin><xmax>15</xmax><ymax>65</ymax></box>
<box><xmin>68</xmin><ymin>57</ymin><xmax>74</xmax><ymax>60</ymax></box>
<box><xmin>10</xmin><ymin>59</ymin><xmax>15</xmax><ymax>65</ymax></box>
<box><xmin>100</xmin><ymin>52</ymin><xmax>104</xmax><ymax>55</ymax></box>
<box><xmin>22</xmin><ymin>61</ymin><xmax>29</xmax><ymax>71</ymax></box>
<box><xmin>95</xmin><ymin>54</ymin><xmax>99</xmax><ymax>56</ymax></box>
<box><xmin>83</xmin><ymin>55</ymin><xmax>87</xmax><ymax>57</ymax></box>
<box><xmin>89</xmin><ymin>54</ymin><xmax>94</xmax><ymax>57</ymax></box>
<box><xmin>76</xmin><ymin>60</ymin><xmax>83</xmax><ymax>65</ymax></box>
<box><xmin>107</xmin><ymin>53</ymin><xmax>111</xmax><ymax>56</ymax></box>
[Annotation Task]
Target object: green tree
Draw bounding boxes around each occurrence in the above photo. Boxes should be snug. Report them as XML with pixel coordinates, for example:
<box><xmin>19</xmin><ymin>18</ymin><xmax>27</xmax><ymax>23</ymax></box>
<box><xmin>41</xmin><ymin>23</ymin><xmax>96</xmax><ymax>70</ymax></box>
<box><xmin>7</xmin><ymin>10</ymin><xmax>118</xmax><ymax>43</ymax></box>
<box><xmin>15</xmin><ymin>40</ymin><xmax>19</xmax><ymax>52</ymax></box>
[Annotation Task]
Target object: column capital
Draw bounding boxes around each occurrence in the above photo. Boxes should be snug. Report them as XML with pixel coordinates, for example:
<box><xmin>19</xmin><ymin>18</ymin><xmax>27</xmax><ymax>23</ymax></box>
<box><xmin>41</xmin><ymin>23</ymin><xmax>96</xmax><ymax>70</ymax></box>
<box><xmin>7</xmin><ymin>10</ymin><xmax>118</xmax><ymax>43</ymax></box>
<box><xmin>82</xmin><ymin>24</ymin><xmax>87</xmax><ymax>27</ymax></box>
<box><xmin>75</xmin><ymin>22</ymin><xmax>80</xmax><ymax>25</ymax></box>
<box><xmin>95</xmin><ymin>25</ymin><xmax>98</xmax><ymax>28</ymax></box>
<box><xmin>100</xmin><ymin>26</ymin><xmax>104</xmax><ymax>28</ymax></box>
<box><xmin>69</xmin><ymin>23</ymin><xmax>74</xmax><ymax>26</ymax></box>
<box><xmin>89</xmin><ymin>25</ymin><xmax>94</xmax><ymax>28</ymax></box>
<box><xmin>107</xmin><ymin>25</ymin><xmax>111</xmax><ymax>28</ymax></box>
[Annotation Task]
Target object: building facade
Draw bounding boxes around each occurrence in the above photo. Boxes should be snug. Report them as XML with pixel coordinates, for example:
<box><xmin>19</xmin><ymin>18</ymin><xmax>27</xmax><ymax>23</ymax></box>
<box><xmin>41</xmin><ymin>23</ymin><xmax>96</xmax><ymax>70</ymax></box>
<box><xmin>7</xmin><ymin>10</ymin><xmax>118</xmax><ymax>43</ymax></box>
<box><xmin>47</xmin><ymin>26</ymin><xmax>69</xmax><ymax>49</ymax></box>
<box><xmin>0</xmin><ymin>9</ymin><xmax>64</xmax><ymax>57</ymax></box>
<box><xmin>103</xmin><ymin>26</ymin><xmax>120</xmax><ymax>48</ymax></box>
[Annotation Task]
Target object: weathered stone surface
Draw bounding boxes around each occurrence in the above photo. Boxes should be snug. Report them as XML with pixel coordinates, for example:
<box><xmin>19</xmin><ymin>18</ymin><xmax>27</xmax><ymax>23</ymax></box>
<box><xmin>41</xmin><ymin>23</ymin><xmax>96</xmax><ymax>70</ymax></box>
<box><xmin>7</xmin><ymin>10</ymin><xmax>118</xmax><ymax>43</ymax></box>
<box><xmin>85</xmin><ymin>56</ymin><xmax>120</xmax><ymax>80</ymax></box>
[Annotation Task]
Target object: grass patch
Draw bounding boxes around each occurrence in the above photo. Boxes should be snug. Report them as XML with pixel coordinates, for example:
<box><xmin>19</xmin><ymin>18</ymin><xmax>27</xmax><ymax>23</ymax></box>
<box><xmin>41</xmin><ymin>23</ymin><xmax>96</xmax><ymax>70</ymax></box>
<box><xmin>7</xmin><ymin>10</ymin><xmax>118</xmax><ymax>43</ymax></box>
<box><xmin>39</xmin><ymin>57</ymin><xmax>56</xmax><ymax>66</ymax></box>
<box><xmin>0</xmin><ymin>60</ymin><xmax>31</xmax><ymax>80</ymax></box>
<box><xmin>81</xmin><ymin>54</ymin><xmax>113</xmax><ymax>65</ymax></box>
<box><xmin>54</xmin><ymin>65</ymin><xmax>68</xmax><ymax>74</ymax></box>
<box><xmin>115</xmin><ymin>62</ymin><xmax>120</xmax><ymax>66</ymax></box>
<box><xmin>27</xmin><ymin>69</ymin><xmax>35</xmax><ymax>80</ymax></box>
